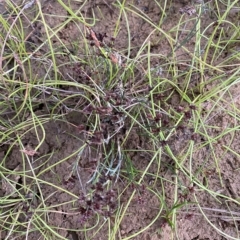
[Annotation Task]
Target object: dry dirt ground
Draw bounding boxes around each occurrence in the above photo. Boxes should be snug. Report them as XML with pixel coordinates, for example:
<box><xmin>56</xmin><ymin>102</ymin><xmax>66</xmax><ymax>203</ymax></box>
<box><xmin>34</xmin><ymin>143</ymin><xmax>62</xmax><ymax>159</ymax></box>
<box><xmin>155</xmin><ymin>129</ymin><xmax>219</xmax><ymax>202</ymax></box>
<box><xmin>0</xmin><ymin>0</ymin><xmax>240</xmax><ymax>239</ymax></box>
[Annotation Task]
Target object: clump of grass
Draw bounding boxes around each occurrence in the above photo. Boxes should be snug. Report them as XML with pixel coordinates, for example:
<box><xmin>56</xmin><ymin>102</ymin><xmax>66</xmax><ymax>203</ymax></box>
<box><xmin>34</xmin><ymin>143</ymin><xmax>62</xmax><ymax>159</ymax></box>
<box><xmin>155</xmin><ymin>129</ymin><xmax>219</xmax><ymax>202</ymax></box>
<box><xmin>0</xmin><ymin>0</ymin><xmax>240</xmax><ymax>239</ymax></box>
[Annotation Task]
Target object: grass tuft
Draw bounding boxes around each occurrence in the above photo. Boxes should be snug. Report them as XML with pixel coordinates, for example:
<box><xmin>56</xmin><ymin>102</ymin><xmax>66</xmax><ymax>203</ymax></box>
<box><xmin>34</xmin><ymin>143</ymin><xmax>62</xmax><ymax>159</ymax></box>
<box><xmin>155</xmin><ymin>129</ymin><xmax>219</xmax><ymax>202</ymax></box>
<box><xmin>0</xmin><ymin>0</ymin><xmax>240</xmax><ymax>239</ymax></box>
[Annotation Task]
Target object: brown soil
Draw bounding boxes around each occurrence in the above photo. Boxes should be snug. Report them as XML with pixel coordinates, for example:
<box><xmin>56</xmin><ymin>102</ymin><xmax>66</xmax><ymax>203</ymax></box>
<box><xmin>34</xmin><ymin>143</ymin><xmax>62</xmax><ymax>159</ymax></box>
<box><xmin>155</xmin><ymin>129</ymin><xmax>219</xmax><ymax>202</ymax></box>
<box><xmin>0</xmin><ymin>0</ymin><xmax>240</xmax><ymax>240</ymax></box>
